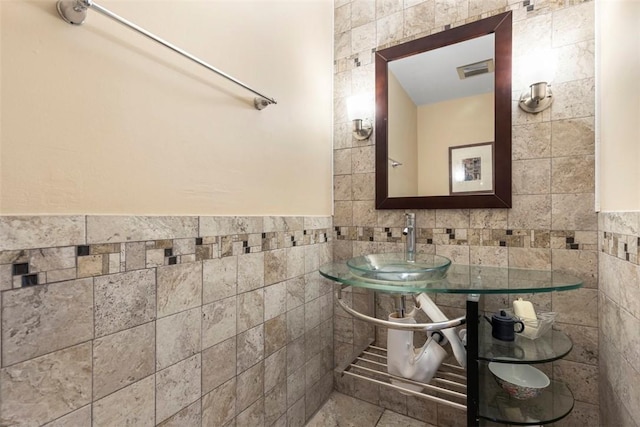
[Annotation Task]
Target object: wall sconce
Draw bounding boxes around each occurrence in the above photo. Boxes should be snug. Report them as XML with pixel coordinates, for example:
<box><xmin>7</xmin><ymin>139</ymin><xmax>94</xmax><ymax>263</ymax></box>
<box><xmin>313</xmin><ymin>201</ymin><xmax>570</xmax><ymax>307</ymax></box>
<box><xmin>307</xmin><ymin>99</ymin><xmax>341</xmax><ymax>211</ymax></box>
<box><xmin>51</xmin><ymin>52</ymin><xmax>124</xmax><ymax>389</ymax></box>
<box><xmin>347</xmin><ymin>93</ymin><xmax>374</xmax><ymax>140</ymax></box>
<box><xmin>519</xmin><ymin>82</ymin><xmax>553</xmax><ymax>113</ymax></box>
<box><xmin>518</xmin><ymin>49</ymin><xmax>556</xmax><ymax>114</ymax></box>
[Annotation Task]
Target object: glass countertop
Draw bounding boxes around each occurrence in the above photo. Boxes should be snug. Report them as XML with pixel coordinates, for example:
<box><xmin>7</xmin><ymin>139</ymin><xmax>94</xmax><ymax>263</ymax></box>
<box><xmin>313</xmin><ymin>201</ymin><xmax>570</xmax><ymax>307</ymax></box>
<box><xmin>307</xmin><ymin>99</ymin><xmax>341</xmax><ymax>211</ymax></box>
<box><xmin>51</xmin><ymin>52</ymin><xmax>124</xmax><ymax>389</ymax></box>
<box><xmin>319</xmin><ymin>262</ymin><xmax>582</xmax><ymax>294</ymax></box>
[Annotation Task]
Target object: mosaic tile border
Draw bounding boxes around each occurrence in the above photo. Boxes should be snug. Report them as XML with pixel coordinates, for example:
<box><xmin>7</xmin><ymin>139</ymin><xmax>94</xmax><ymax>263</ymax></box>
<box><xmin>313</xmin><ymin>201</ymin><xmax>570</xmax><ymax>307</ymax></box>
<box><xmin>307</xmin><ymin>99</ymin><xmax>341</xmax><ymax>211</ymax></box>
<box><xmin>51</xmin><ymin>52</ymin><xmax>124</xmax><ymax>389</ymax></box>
<box><xmin>1</xmin><ymin>228</ymin><xmax>332</xmax><ymax>290</ymax></box>
<box><xmin>601</xmin><ymin>231</ymin><xmax>640</xmax><ymax>264</ymax></box>
<box><xmin>334</xmin><ymin>227</ymin><xmax>596</xmax><ymax>251</ymax></box>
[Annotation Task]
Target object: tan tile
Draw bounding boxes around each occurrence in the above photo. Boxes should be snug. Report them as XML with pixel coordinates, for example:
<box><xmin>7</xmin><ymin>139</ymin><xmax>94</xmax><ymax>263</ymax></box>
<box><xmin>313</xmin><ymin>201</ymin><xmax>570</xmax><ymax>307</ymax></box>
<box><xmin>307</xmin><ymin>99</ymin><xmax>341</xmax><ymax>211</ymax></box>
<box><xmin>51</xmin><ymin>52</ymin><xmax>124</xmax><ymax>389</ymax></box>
<box><xmin>377</xmin><ymin>11</ymin><xmax>404</xmax><ymax>47</ymax></box>
<box><xmin>265</xmin><ymin>346</ymin><xmax>287</xmax><ymax>394</ymax></box>
<box><xmin>377</xmin><ymin>410</ymin><xmax>429</xmax><ymax>427</ymax></box>
<box><xmin>307</xmin><ymin>391</ymin><xmax>384</xmax><ymax>427</ymax></box>
<box><xmin>92</xmin><ymin>376</ymin><xmax>154</xmax><ymax>427</ymax></box>
<box><xmin>288</xmin><ymin>305</ymin><xmax>306</xmax><ymax>343</ymax></box>
<box><xmin>334</xmin><ymin>201</ymin><xmax>354</xmax><ymax>226</ymax></box>
<box><xmin>552</xmin><ymin>249</ymin><xmax>598</xmax><ymax>288</ymax></box>
<box><xmin>551</xmin><ymin>117</ymin><xmax>595</xmax><ymax>157</ymax></box>
<box><xmin>2</xmin><ymin>278</ymin><xmax>93</xmax><ymax>365</ymax></box>
<box><xmin>157</xmin><ymin>400</ymin><xmax>201</xmax><ymax>427</ymax></box>
<box><xmin>93</xmin><ymin>322</ymin><xmax>155</xmax><ymax>400</ymax></box>
<box><xmin>202</xmin><ymin>378</ymin><xmax>236</xmax><ymax>426</ymax></box>
<box><xmin>1</xmin><ymin>343</ymin><xmax>91</xmax><ymax>426</ymax></box>
<box><xmin>552</xmin><ymin>1</ymin><xmax>594</xmax><ymax>47</ymax></box>
<box><xmin>512</xmin><ymin>158</ymin><xmax>551</xmax><ymax>195</ymax></box>
<box><xmin>435</xmin><ymin>209</ymin><xmax>470</xmax><ymax>228</ymax></box>
<box><xmin>237</xmin><ymin>289</ymin><xmax>264</xmax><ymax>334</ymax></box>
<box><xmin>553</xmin><ymin>287</ymin><xmax>598</xmax><ymax>327</ymax></box>
<box><xmin>28</xmin><ymin>246</ymin><xmax>76</xmax><ymax>272</ymax></box>
<box><xmin>434</xmin><ymin>0</ymin><xmax>468</xmax><ymax>28</ymax></box>
<box><xmin>283</xmin><ymin>246</ymin><xmax>303</xmax><ymax>279</ymax></box>
<box><xmin>553</xmin><ymin>359</ymin><xmax>598</xmax><ymax>405</ymax></box>
<box><xmin>42</xmin><ymin>405</ymin><xmax>91</xmax><ymax>427</ymax></box>
<box><xmin>353</xmin><ymin>201</ymin><xmax>376</xmax><ymax>228</ymax></box>
<box><xmin>0</xmin><ymin>216</ymin><xmax>85</xmax><ymax>251</ymax></box>
<box><xmin>508</xmin><ymin>247</ymin><xmax>551</xmax><ymax>270</ymax></box>
<box><xmin>619</xmin><ymin>307</ymin><xmax>640</xmax><ymax>369</ymax></box>
<box><xmin>145</xmin><ymin>248</ymin><xmax>165</xmax><ymax>268</ymax></box>
<box><xmin>199</xmin><ymin>216</ymin><xmax>263</xmax><ymax>237</ymax></box>
<box><xmin>258</xmin><ymin>282</ymin><xmax>283</xmax><ymax>325</ymax></box>
<box><xmin>237</xmin><ymin>324</ymin><xmax>264</xmax><ymax>374</ymax></box>
<box><xmin>404</xmin><ymin>1</ymin><xmax>436</xmax><ymax>37</ymax></box>
<box><xmin>469</xmin><ymin>246</ymin><xmax>508</xmax><ymax>267</ymax></box>
<box><xmin>551</xmin><ymin>155</ymin><xmax>595</xmax><ymax>194</ymax></box>
<box><xmin>202</xmin><ymin>297</ymin><xmax>237</xmax><ymax>349</ymax></box>
<box><xmin>265</xmin><ymin>249</ymin><xmax>287</xmax><ymax>286</ymax></box>
<box><xmin>287</xmin><ymin>337</ymin><xmax>306</xmax><ymax>378</ymax></box>
<box><xmin>77</xmin><ymin>254</ymin><xmax>106</xmax><ymax>278</ymax></box>
<box><xmin>87</xmin><ymin>216</ymin><xmax>197</xmax><ymax>244</ymax></box>
<box><xmin>287</xmin><ymin>397</ymin><xmax>306</xmax><ymax>427</ymax></box>
<box><xmin>236</xmin><ymin>397</ymin><xmax>264</xmax><ymax>427</ymax></box>
<box><xmin>157</xmin><ymin>262</ymin><xmax>202</xmax><ymax>318</ymax></box>
<box><xmin>352</xmin><ymin>145</ymin><xmax>375</xmax><ymax>174</ymax></box>
<box><xmin>554</xmin><ymin>400</ymin><xmax>600</xmax><ymax>427</ymax></box>
<box><xmin>237</xmin><ymin>252</ymin><xmax>264</xmax><ymax>293</ymax></box>
<box><xmin>156</xmin><ymin>307</ymin><xmax>201</xmax><ymax>370</ymax></box>
<box><xmin>508</xmin><ymin>195</ymin><xmax>551</xmax><ymax>230</ymax></box>
<box><xmin>334</xmin><ymin>174</ymin><xmax>353</xmax><ymax>201</ymax></box>
<box><xmin>124</xmin><ymin>241</ymin><xmax>146</xmax><ymax>271</ymax></box>
<box><xmin>202</xmin><ymin>256</ymin><xmax>237</xmax><ymax>304</ymax></box>
<box><xmin>550</xmin><ymin>78</ymin><xmax>595</xmax><ymax>121</ymax></box>
<box><xmin>265</xmin><ymin>381</ymin><xmax>286</xmax><ymax>426</ymax></box>
<box><xmin>334</xmin><ymin>148</ymin><xmax>353</xmax><ymax>175</ymax></box>
<box><xmin>265</xmin><ymin>313</ymin><xmax>287</xmax><ymax>357</ymax></box>
<box><xmin>352</xmin><ymin>172</ymin><xmax>375</xmax><ymax>201</ymax></box>
<box><xmin>236</xmin><ymin>361</ymin><xmax>264</xmax><ymax>414</ymax></box>
<box><xmin>202</xmin><ymin>337</ymin><xmax>236</xmax><ymax>395</ymax></box>
<box><xmin>156</xmin><ymin>354</ymin><xmax>201</xmax><ymax>423</ymax></box>
<box><xmin>513</xmin><ymin>122</ymin><xmax>551</xmax><ymax>160</ymax></box>
<box><xmin>94</xmin><ymin>269</ymin><xmax>156</xmax><ymax>337</ymax></box>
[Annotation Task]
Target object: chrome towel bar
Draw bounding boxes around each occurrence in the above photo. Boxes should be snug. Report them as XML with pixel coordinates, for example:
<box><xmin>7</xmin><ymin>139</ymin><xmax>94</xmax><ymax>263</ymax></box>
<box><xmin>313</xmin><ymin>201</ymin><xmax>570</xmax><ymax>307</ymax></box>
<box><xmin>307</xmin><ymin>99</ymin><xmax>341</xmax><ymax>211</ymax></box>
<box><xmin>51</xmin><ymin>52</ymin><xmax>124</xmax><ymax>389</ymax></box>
<box><xmin>56</xmin><ymin>0</ymin><xmax>277</xmax><ymax>110</ymax></box>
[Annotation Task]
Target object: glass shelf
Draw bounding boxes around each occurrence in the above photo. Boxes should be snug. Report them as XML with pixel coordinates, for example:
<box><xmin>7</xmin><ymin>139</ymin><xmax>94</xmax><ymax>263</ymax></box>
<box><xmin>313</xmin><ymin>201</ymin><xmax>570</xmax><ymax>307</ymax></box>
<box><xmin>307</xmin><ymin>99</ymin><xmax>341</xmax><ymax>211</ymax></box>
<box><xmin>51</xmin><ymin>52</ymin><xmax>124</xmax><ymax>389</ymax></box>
<box><xmin>478</xmin><ymin>321</ymin><xmax>573</xmax><ymax>363</ymax></box>
<box><xmin>479</xmin><ymin>364</ymin><xmax>574</xmax><ymax>425</ymax></box>
<box><xmin>319</xmin><ymin>262</ymin><xmax>583</xmax><ymax>295</ymax></box>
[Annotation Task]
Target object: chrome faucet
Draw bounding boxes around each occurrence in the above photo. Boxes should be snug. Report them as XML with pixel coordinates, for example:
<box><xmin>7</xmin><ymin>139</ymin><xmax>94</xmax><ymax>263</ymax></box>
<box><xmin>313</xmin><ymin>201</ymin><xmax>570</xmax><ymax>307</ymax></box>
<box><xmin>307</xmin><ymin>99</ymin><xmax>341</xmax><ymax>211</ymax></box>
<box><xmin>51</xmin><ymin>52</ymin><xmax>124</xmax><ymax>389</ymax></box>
<box><xmin>403</xmin><ymin>213</ymin><xmax>416</xmax><ymax>263</ymax></box>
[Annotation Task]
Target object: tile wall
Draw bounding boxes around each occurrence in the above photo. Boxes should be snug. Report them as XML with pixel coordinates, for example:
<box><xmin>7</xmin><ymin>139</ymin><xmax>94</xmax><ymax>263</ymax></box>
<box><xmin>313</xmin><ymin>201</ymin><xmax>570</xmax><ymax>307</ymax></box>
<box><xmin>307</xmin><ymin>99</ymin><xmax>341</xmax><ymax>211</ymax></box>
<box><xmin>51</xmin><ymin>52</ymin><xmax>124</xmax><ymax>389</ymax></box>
<box><xmin>332</xmin><ymin>0</ymin><xmax>598</xmax><ymax>425</ymax></box>
<box><xmin>598</xmin><ymin>212</ymin><xmax>640</xmax><ymax>426</ymax></box>
<box><xmin>0</xmin><ymin>215</ymin><xmax>334</xmax><ymax>426</ymax></box>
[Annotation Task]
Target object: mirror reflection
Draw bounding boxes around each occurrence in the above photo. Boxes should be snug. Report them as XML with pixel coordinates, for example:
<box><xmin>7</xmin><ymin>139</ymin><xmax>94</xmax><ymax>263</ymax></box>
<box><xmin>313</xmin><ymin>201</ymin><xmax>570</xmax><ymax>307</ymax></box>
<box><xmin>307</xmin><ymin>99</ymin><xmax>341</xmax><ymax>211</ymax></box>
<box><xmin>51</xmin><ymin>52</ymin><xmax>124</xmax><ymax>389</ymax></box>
<box><xmin>387</xmin><ymin>34</ymin><xmax>495</xmax><ymax>197</ymax></box>
<box><xmin>375</xmin><ymin>12</ymin><xmax>512</xmax><ymax>210</ymax></box>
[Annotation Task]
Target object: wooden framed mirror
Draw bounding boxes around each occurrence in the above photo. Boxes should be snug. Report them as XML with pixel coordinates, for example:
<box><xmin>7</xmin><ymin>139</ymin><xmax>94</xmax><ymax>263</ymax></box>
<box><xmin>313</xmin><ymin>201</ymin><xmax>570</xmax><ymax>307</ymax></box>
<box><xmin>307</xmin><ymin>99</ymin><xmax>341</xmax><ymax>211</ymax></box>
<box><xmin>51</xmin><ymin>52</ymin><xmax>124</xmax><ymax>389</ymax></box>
<box><xmin>375</xmin><ymin>12</ymin><xmax>512</xmax><ymax>209</ymax></box>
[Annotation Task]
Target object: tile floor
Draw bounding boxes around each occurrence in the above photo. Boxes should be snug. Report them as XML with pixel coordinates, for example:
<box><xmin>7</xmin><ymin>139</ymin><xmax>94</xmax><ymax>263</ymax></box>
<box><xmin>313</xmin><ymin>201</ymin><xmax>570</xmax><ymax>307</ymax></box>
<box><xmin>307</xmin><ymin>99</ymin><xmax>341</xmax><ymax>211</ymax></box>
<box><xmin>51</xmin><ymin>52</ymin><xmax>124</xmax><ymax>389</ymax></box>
<box><xmin>306</xmin><ymin>391</ymin><xmax>436</xmax><ymax>427</ymax></box>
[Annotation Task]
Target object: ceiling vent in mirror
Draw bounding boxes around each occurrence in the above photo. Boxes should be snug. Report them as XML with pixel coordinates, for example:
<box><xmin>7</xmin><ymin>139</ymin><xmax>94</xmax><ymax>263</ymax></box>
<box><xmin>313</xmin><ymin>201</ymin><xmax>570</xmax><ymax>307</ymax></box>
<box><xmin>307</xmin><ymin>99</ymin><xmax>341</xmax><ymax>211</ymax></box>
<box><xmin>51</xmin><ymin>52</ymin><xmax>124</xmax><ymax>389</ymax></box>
<box><xmin>457</xmin><ymin>59</ymin><xmax>495</xmax><ymax>79</ymax></box>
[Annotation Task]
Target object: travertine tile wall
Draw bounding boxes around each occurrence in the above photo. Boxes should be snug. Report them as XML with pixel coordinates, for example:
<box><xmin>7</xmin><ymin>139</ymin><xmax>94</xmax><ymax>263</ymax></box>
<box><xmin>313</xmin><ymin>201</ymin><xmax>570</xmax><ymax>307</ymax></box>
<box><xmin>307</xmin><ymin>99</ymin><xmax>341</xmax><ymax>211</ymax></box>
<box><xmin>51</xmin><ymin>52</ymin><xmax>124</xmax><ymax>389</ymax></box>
<box><xmin>0</xmin><ymin>215</ymin><xmax>334</xmax><ymax>426</ymax></box>
<box><xmin>598</xmin><ymin>212</ymin><xmax>640</xmax><ymax>427</ymax></box>
<box><xmin>332</xmin><ymin>0</ymin><xmax>598</xmax><ymax>425</ymax></box>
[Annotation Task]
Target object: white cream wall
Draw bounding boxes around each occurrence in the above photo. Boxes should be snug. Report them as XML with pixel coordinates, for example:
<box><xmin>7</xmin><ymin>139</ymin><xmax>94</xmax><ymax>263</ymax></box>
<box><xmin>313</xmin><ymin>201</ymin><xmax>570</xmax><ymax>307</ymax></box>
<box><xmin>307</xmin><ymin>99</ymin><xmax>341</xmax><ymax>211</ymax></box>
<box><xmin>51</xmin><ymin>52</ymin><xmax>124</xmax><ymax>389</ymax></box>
<box><xmin>596</xmin><ymin>0</ymin><xmax>640</xmax><ymax>211</ymax></box>
<box><xmin>0</xmin><ymin>0</ymin><xmax>333</xmax><ymax>215</ymax></box>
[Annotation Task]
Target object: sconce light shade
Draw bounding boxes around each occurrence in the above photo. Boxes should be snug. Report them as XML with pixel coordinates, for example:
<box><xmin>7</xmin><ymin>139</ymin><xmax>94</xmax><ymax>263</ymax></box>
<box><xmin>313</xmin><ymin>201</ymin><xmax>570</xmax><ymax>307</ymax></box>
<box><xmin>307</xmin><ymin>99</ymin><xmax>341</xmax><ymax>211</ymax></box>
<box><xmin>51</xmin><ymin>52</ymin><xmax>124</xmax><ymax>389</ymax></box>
<box><xmin>519</xmin><ymin>81</ymin><xmax>553</xmax><ymax>113</ymax></box>
<box><xmin>347</xmin><ymin>93</ymin><xmax>374</xmax><ymax>140</ymax></box>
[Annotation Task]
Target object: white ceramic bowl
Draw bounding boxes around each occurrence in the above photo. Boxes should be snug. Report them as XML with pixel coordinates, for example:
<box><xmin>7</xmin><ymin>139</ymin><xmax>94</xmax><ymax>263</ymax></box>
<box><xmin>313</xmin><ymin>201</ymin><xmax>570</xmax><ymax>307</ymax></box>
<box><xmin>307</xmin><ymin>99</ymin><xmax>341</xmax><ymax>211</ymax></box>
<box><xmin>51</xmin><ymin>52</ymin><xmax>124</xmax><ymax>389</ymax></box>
<box><xmin>488</xmin><ymin>362</ymin><xmax>550</xmax><ymax>400</ymax></box>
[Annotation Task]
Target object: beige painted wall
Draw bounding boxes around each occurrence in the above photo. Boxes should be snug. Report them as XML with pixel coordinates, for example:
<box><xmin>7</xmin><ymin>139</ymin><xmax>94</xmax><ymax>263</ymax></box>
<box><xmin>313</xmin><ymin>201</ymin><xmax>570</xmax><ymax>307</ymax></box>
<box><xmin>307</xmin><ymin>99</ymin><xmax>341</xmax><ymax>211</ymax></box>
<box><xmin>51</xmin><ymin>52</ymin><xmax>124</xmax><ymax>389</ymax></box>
<box><xmin>417</xmin><ymin>92</ymin><xmax>494</xmax><ymax>196</ymax></box>
<box><xmin>387</xmin><ymin>72</ymin><xmax>418</xmax><ymax>197</ymax></box>
<box><xmin>0</xmin><ymin>0</ymin><xmax>333</xmax><ymax>215</ymax></box>
<box><xmin>597</xmin><ymin>0</ymin><xmax>640</xmax><ymax>211</ymax></box>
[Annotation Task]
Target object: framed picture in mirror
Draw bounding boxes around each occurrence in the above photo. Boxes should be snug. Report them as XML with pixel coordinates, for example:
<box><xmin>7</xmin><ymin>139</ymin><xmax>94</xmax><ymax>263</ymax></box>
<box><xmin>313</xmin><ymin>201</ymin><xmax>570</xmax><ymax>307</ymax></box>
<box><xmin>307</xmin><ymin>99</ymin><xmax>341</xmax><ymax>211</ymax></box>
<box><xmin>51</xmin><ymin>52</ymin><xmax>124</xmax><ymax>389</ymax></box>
<box><xmin>449</xmin><ymin>142</ymin><xmax>494</xmax><ymax>195</ymax></box>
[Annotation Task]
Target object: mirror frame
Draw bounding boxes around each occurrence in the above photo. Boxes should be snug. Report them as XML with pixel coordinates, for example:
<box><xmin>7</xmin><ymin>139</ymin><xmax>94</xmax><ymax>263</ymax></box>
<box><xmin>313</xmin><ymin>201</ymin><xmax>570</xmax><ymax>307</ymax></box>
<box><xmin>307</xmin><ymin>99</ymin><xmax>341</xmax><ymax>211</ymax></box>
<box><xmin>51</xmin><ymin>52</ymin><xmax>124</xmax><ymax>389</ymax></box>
<box><xmin>375</xmin><ymin>11</ymin><xmax>512</xmax><ymax>209</ymax></box>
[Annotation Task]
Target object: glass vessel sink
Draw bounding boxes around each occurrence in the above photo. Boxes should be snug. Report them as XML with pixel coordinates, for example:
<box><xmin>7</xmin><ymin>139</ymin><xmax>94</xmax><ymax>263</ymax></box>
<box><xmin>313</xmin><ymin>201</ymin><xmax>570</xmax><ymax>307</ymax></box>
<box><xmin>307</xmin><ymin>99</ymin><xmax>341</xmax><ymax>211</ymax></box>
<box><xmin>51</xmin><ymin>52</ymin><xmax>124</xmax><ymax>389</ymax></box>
<box><xmin>346</xmin><ymin>253</ymin><xmax>451</xmax><ymax>282</ymax></box>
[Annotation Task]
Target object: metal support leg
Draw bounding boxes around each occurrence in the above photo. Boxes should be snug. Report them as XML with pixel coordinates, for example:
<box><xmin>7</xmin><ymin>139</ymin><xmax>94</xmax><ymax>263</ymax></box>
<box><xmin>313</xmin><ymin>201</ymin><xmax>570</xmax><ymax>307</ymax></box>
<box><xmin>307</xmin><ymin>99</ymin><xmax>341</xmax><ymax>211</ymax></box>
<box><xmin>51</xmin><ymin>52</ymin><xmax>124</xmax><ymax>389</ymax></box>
<box><xmin>466</xmin><ymin>294</ymin><xmax>480</xmax><ymax>427</ymax></box>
